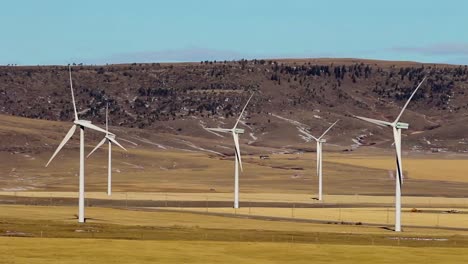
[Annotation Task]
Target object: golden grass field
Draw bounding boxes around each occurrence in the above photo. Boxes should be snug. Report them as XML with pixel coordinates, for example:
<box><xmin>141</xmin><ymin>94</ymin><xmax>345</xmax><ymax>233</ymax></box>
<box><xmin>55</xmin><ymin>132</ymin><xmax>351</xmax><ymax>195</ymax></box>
<box><xmin>2</xmin><ymin>192</ymin><xmax>468</xmax><ymax>209</ymax></box>
<box><xmin>3</xmin><ymin>238</ymin><xmax>468</xmax><ymax>264</ymax></box>
<box><xmin>1</xmin><ymin>205</ymin><xmax>468</xmax><ymax>264</ymax></box>
<box><xmin>326</xmin><ymin>153</ymin><xmax>468</xmax><ymax>183</ymax></box>
<box><xmin>0</xmin><ymin>205</ymin><xmax>392</xmax><ymax>233</ymax></box>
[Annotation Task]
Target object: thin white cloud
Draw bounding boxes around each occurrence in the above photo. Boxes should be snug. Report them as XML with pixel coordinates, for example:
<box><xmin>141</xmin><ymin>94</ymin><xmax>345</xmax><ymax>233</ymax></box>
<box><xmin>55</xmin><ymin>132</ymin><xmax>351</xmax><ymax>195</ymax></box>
<box><xmin>390</xmin><ymin>43</ymin><xmax>468</xmax><ymax>56</ymax></box>
<box><xmin>444</xmin><ymin>57</ymin><xmax>468</xmax><ymax>66</ymax></box>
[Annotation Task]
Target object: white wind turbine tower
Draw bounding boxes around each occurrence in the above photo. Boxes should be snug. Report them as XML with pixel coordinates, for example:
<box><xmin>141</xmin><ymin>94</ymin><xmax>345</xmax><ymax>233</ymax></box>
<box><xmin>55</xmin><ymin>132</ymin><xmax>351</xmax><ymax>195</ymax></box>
<box><xmin>206</xmin><ymin>93</ymin><xmax>254</xmax><ymax>209</ymax></box>
<box><xmin>354</xmin><ymin>76</ymin><xmax>427</xmax><ymax>232</ymax></box>
<box><xmin>310</xmin><ymin>120</ymin><xmax>339</xmax><ymax>201</ymax></box>
<box><xmin>46</xmin><ymin>66</ymin><xmax>109</xmax><ymax>223</ymax></box>
<box><xmin>87</xmin><ymin>104</ymin><xmax>127</xmax><ymax>196</ymax></box>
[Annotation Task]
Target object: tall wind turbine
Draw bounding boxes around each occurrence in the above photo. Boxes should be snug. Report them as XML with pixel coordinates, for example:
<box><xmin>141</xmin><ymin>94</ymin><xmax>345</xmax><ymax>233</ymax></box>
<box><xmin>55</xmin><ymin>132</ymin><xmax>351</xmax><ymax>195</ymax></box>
<box><xmin>354</xmin><ymin>77</ymin><xmax>427</xmax><ymax>232</ymax></box>
<box><xmin>46</xmin><ymin>66</ymin><xmax>109</xmax><ymax>223</ymax></box>
<box><xmin>310</xmin><ymin>120</ymin><xmax>339</xmax><ymax>201</ymax></box>
<box><xmin>206</xmin><ymin>93</ymin><xmax>254</xmax><ymax>209</ymax></box>
<box><xmin>87</xmin><ymin>104</ymin><xmax>127</xmax><ymax>196</ymax></box>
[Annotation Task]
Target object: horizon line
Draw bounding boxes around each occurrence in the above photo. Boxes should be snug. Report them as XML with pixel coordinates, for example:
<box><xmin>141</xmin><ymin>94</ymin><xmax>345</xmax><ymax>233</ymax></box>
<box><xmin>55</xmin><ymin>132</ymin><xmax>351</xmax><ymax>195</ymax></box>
<box><xmin>1</xmin><ymin>57</ymin><xmax>466</xmax><ymax>67</ymax></box>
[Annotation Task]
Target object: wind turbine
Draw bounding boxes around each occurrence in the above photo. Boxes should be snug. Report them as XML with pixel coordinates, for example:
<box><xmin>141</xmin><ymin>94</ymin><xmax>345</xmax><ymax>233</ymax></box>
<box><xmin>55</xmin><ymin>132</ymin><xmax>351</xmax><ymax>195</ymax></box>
<box><xmin>310</xmin><ymin>120</ymin><xmax>339</xmax><ymax>201</ymax></box>
<box><xmin>46</xmin><ymin>66</ymin><xmax>109</xmax><ymax>223</ymax></box>
<box><xmin>87</xmin><ymin>104</ymin><xmax>127</xmax><ymax>196</ymax></box>
<box><xmin>354</xmin><ymin>77</ymin><xmax>427</xmax><ymax>232</ymax></box>
<box><xmin>206</xmin><ymin>93</ymin><xmax>254</xmax><ymax>209</ymax></box>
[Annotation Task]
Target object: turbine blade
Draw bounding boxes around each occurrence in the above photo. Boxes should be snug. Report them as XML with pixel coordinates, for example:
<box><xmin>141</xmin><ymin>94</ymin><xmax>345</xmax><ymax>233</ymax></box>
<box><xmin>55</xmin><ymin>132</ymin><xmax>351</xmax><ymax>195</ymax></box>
<box><xmin>318</xmin><ymin>120</ymin><xmax>339</xmax><ymax>140</ymax></box>
<box><xmin>87</xmin><ymin>137</ymin><xmax>107</xmax><ymax>158</ymax></box>
<box><xmin>232</xmin><ymin>132</ymin><xmax>243</xmax><ymax>171</ymax></box>
<box><xmin>69</xmin><ymin>66</ymin><xmax>78</xmax><ymax>121</ymax></box>
<box><xmin>75</xmin><ymin>120</ymin><xmax>108</xmax><ymax>134</ymax></box>
<box><xmin>393</xmin><ymin>127</ymin><xmax>404</xmax><ymax>186</ymax></box>
<box><xmin>233</xmin><ymin>93</ymin><xmax>254</xmax><ymax>129</ymax></box>
<box><xmin>106</xmin><ymin>103</ymin><xmax>109</xmax><ymax>133</ymax></box>
<box><xmin>45</xmin><ymin>125</ymin><xmax>76</xmax><ymax>167</ymax></box>
<box><xmin>394</xmin><ymin>76</ymin><xmax>427</xmax><ymax>123</ymax></box>
<box><xmin>354</xmin><ymin>115</ymin><xmax>392</xmax><ymax>127</ymax></box>
<box><xmin>108</xmin><ymin>136</ymin><xmax>127</xmax><ymax>151</ymax></box>
<box><xmin>206</xmin><ymin>127</ymin><xmax>233</xmax><ymax>133</ymax></box>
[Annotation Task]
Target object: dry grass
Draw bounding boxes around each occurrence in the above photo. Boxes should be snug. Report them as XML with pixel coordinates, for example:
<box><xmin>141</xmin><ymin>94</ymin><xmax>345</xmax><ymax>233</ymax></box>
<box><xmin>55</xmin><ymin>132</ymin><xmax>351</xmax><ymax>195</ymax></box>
<box><xmin>1</xmin><ymin>205</ymin><xmax>467</xmax><ymax>263</ymax></box>
<box><xmin>2</xmin><ymin>205</ymin><xmax>468</xmax><ymax>236</ymax></box>
<box><xmin>1</xmin><ymin>205</ymin><xmax>467</xmax><ymax>236</ymax></box>
<box><xmin>3</xmin><ymin>149</ymin><xmax>468</xmax><ymax>197</ymax></box>
<box><xmin>2</xmin><ymin>192</ymin><xmax>468</xmax><ymax>208</ymax></box>
<box><xmin>2</xmin><ymin>238</ymin><xmax>468</xmax><ymax>264</ymax></box>
<box><xmin>0</xmin><ymin>205</ymin><xmax>384</xmax><ymax>234</ymax></box>
<box><xmin>327</xmin><ymin>154</ymin><xmax>468</xmax><ymax>183</ymax></box>
<box><xmin>176</xmin><ymin>206</ymin><xmax>468</xmax><ymax>231</ymax></box>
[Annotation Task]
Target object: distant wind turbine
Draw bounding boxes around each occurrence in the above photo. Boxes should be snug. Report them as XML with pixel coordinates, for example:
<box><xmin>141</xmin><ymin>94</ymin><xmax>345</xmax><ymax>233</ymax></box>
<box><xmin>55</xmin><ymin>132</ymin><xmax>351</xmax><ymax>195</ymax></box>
<box><xmin>87</xmin><ymin>104</ymin><xmax>127</xmax><ymax>196</ymax></box>
<box><xmin>310</xmin><ymin>120</ymin><xmax>339</xmax><ymax>201</ymax></box>
<box><xmin>206</xmin><ymin>93</ymin><xmax>254</xmax><ymax>209</ymax></box>
<box><xmin>354</xmin><ymin>76</ymin><xmax>427</xmax><ymax>232</ymax></box>
<box><xmin>46</xmin><ymin>66</ymin><xmax>109</xmax><ymax>223</ymax></box>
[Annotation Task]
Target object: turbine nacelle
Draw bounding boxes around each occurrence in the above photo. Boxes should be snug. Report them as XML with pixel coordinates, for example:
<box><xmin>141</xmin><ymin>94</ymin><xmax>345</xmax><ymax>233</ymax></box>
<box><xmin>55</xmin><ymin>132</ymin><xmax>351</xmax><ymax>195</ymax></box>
<box><xmin>74</xmin><ymin>119</ymin><xmax>91</xmax><ymax>125</ymax></box>
<box><xmin>395</xmin><ymin>122</ymin><xmax>409</xmax><ymax>130</ymax></box>
<box><xmin>234</xmin><ymin>128</ymin><xmax>245</xmax><ymax>134</ymax></box>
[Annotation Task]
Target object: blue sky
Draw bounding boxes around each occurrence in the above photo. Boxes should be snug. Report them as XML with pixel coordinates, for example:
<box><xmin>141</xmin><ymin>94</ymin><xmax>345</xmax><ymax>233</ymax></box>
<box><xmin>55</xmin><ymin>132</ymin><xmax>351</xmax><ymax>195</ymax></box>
<box><xmin>2</xmin><ymin>0</ymin><xmax>468</xmax><ymax>65</ymax></box>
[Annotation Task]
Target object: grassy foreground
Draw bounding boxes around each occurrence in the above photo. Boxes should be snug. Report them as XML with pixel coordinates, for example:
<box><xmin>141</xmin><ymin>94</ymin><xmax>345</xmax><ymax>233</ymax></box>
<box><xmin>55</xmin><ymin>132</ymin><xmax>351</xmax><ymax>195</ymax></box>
<box><xmin>0</xmin><ymin>205</ymin><xmax>468</xmax><ymax>263</ymax></box>
<box><xmin>2</xmin><ymin>237</ymin><xmax>468</xmax><ymax>264</ymax></box>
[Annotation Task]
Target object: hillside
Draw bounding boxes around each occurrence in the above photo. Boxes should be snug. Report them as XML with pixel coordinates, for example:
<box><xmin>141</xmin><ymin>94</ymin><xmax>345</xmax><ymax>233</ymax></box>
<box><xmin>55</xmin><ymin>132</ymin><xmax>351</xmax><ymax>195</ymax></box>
<box><xmin>1</xmin><ymin>114</ymin><xmax>468</xmax><ymax>197</ymax></box>
<box><xmin>1</xmin><ymin>58</ymin><xmax>468</xmax><ymax>152</ymax></box>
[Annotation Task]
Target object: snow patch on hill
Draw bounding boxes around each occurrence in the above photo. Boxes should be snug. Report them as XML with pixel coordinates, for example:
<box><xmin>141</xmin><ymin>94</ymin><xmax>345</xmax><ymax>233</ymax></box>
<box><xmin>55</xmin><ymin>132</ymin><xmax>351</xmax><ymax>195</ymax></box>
<box><xmin>271</xmin><ymin>114</ymin><xmax>315</xmax><ymax>142</ymax></box>
<box><xmin>177</xmin><ymin>139</ymin><xmax>223</xmax><ymax>155</ymax></box>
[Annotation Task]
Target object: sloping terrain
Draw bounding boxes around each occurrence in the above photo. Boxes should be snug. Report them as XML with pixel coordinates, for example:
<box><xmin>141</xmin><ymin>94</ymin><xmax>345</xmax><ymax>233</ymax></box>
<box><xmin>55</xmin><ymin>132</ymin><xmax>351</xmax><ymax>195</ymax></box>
<box><xmin>1</xmin><ymin>58</ymin><xmax>468</xmax><ymax>152</ymax></box>
<box><xmin>1</xmin><ymin>114</ymin><xmax>467</xmax><ymax>197</ymax></box>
